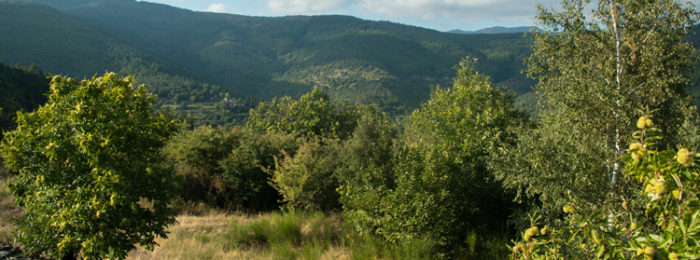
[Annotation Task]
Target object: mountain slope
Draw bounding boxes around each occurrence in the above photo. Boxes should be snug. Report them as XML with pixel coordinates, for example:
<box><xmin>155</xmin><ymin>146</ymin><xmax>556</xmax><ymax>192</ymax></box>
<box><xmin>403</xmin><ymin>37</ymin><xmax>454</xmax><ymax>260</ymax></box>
<box><xmin>0</xmin><ymin>1</ymin><xmax>226</xmax><ymax>104</ymax></box>
<box><xmin>0</xmin><ymin>62</ymin><xmax>49</xmax><ymax>132</ymax></box>
<box><xmin>4</xmin><ymin>0</ymin><xmax>698</xmax><ymax>119</ymax></box>
<box><xmin>9</xmin><ymin>0</ymin><xmax>534</xmax><ymax>114</ymax></box>
<box><xmin>0</xmin><ymin>1</ymin><xmax>118</xmax><ymax>76</ymax></box>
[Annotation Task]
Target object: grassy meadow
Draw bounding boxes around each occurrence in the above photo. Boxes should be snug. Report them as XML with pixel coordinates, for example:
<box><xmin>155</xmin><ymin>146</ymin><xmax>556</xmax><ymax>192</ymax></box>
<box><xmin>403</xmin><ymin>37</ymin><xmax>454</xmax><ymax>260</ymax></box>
<box><xmin>125</xmin><ymin>210</ymin><xmax>442</xmax><ymax>260</ymax></box>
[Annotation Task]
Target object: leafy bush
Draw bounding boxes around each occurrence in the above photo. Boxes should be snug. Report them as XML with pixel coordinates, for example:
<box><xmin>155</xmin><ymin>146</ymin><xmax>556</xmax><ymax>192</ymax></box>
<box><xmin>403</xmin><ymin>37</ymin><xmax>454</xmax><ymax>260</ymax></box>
<box><xmin>338</xmin><ymin>109</ymin><xmax>398</xmax><ymax>237</ymax></box>
<box><xmin>220</xmin><ymin>131</ymin><xmax>298</xmax><ymax>211</ymax></box>
<box><xmin>0</xmin><ymin>73</ymin><xmax>177</xmax><ymax>259</ymax></box>
<box><xmin>340</xmin><ymin>58</ymin><xmax>526</xmax><ymax>257</ymax></box>
<box><xmin>249</xmin><ymin>87</ymin><xmax>371</xmax><ymax>212</ymax></box>
<box><xmin>272</xmin><ymin>138</ymin><xmax>343</xmax><ymax>211</ymax></box>
<box><xmin>164</xmin><ymin>125</ymin><xmax>245</xmax><ymax>208</ymax></box>
<box><xmin>165</xmin><ymin>125</ymin><xmax>298</xmax><ymax>211</ymax></box>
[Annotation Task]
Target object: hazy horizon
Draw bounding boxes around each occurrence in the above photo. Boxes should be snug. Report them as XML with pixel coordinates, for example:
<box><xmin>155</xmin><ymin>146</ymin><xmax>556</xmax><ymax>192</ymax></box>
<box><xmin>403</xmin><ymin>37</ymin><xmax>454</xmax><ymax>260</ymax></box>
<box><xmin>141</xmin><ymin>0</ymin><xmax>568</xmax><ymax>32</ymax></box>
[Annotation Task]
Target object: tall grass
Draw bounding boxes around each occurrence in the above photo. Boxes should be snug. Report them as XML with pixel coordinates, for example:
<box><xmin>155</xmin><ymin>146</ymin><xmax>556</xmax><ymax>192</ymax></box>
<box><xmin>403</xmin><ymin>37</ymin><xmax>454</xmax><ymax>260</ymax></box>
<box><xmin>128</xmin><ymin>211</ymin><xmax>352</xmax><ymax>260</ymax></box>
<box><xmin>127</xmin><ymin>210</ymin><xmax>452</xmax><ymax>260</ymax></box>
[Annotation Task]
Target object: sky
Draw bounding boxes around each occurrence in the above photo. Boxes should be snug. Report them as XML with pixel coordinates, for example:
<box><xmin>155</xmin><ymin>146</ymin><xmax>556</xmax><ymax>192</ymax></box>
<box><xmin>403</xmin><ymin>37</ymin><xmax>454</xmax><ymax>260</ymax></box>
<box><xmin>138</xmin><ymin>0</ymin><xmax>569</xmax><ymax>32</ymax></box>
<box><xmin>141</xmin><ymin>0</ymin><xmax>700</xmax><ymax>32</ymax></box>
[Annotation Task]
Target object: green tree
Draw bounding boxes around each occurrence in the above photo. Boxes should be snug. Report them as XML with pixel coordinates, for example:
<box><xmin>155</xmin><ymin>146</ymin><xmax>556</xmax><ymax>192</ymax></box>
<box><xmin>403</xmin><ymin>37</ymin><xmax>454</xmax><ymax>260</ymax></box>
<box><xmin>338</xmin><ymin>109</ymin><xmax>399</xmax><ymax>236</ymax></box>
<box><xmin>248</xmin><ymin>86</ymin><xmax>364</xmax><ymax>212</ymax></box>
<box><xmin>493</xmin><ymin>0</ymin><xmax>698</xmax><ymax>216</ymax></box>
<box><xmin>247</xmin><ymin>86</ymin><xmax>359</xmax><ymax>140</ymax></box>
<box><xmin>1</xmin><ymin>73</ymin><xmax>177</xmax><ymax>259</ymax></box>
<box><xmin>346</xmin><ymin>58</ymin><xmax>527</xmax><ymax>256</ymax></box>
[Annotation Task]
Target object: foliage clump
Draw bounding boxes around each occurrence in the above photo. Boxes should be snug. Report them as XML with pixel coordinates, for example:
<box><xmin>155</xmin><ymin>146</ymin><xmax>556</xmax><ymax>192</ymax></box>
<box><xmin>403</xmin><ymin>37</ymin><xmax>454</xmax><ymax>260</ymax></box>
<box><xmin>340</xmin><ymin>58</ymin><xmax>527</xmax><ymax>257</ymax></box>
<box><xmin>511</xmin><ymin>116</ymin><xmax>700</xmax><ymax>259</ymax></box>
<box><xmin>1</xmin><ymin>73</ymin><xmax>177</xmax><ymax>259</ymax></box>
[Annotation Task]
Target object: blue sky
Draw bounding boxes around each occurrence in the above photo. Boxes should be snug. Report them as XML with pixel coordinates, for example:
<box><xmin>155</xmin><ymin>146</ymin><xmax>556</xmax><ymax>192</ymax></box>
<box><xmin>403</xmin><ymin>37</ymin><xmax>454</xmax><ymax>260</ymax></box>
<box><xmin>141</xmin><ymin>0</ymin><xmax>700</xmax><ymax>32</ymax></box>
<box><xmin>139</xmin><ymin>0</ymin><xmax>565</xmax><ymax>31</ymax></box>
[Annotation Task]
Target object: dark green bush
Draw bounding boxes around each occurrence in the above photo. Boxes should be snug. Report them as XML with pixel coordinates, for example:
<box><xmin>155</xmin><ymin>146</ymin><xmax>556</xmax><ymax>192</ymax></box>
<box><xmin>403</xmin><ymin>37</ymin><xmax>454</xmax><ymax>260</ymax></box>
<box><xmin>163</xmin><ymin>125</ymin><xmax>245</xmax><ymax>208</ymax></box>
<box><xmin>165</xmin><ymin>125</ymin><xmax>299</xmax><ymax>211</ymax></box>
<box><xmin>220</xmin><ymin>131</ymin><xmax>298</xmax><ymax>211</ymax></box>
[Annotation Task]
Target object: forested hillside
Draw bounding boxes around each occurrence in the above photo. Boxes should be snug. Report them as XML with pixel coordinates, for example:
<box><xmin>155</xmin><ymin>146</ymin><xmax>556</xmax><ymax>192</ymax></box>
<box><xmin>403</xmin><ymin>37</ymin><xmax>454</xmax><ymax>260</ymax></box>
<box><xmin>2</xmin><ymin>0</ymin><xmax>534</xmax><ymax>116</ymax></box>
<box><xmin>0</xmin><ymin>62</ymin><xmax>48</xmax><ymax>133</ymax></box>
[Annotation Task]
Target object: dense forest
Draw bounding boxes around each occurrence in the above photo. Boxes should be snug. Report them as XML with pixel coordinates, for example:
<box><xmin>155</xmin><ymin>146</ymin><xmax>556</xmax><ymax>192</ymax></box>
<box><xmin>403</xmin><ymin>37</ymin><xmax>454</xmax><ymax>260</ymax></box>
<box><xmin>0</xmin><ymin>0</ymin><xmax>535</xmax><ymax>117</ymax></box>
<box><xmin>0</xmin><ymin>63</ymin><xmax>48</xmax><ymax>134</ymax></box>
<box><xmin>3</xmin><ymin>0</ymin><xmax>700</xmax><ymax>123</ymax></box>
<box><xmin>0</xmin><ymin>0</ymin><xmax>699</xmax><ymax>259</ymax></box>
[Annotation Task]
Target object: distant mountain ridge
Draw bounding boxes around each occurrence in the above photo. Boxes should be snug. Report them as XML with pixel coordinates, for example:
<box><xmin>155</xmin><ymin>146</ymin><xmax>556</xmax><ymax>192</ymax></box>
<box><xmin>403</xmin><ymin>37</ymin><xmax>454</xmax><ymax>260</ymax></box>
<box><xmin>3</xmin><ymin>0</ymin><xmax>697</xmax><ymax>122</ymax></box>
<box><xmin>448</xmin><ymin>26</ymin><xmax>537</xmax><ymax>35</ymax></box>
<box><xmin>1</xmin><ymin>0</ymin><xmax>538</xmax><ymax>116</ymax></box>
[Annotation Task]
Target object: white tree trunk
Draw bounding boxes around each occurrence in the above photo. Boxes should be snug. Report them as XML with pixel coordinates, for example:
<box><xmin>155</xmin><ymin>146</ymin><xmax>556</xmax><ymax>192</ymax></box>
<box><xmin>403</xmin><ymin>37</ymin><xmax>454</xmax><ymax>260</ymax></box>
<box><xmin>610</xmin><ymin>0</ymin><xmax>622</xmax><ymax>189</ymax></box>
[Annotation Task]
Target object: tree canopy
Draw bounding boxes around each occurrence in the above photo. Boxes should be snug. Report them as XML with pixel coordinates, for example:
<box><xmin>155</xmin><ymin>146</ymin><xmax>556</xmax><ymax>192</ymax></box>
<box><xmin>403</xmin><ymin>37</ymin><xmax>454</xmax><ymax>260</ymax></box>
<box><xmin>494</xmin><ymin>0</ymin><xmax>698</xmax><ymax>214</ymax></box>
<box><xmin>1</xmin><ymin>73</ymin><xmax>177</xmax><ymax>259</ymax></box>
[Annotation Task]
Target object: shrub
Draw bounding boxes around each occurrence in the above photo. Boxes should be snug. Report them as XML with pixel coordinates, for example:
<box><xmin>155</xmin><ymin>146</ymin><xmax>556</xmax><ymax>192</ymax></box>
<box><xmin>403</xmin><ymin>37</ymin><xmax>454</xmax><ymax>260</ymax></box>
<box><xmin>272</xmin><ymin>138</ymin><xmax>343</xmax><ymax>211</ymax></box>
<box><xmin>163</xmin><ymin>125</ymin><xmax>245</xmax><ymax>208</ymax></box>
<box><xmin>0</xmin><ymin>73</ymin><xmax>177</xmax><ymax>259</ymax></box>
<box><xmin>220</xmin><ymin>131</ymin><xmax>298</xmax><ymax>211</ymax></box>
<box><xmin>342</xmin><ymin>58</ymin><xmax>525</xmax><ymax>256</ymax></box>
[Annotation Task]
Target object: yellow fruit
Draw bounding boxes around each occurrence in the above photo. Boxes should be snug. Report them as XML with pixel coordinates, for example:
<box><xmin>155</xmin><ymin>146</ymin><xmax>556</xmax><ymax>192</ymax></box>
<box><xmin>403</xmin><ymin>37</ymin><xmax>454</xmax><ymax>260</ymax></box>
<box><xmin>629</xmin><ymin>143</ymin><xmax>644</xmax><ymax>151</ymax></box>
<box><xmin>632</xmin><ymin>151</ymin><xmax>644</xmax><ymax>161</ymax></box>
<box><xmin>636</xmin><ymin>248</ymin><xmax>644</xmax><ymax>256</ymax></box>
<box><xmin>652</xmin><ymin>178</ymin><xmax>667</xmax><ymax>195</ymax></box>
<box><xmin>644</xmin><ymin>246</ymin><xmax>655</xmax><ymax>256</ymax></box>
<box><xmin>622</xmin><ymin>200</ymin><xmax>628</xmax><ymax>210</ymax></box>
<box><xmin>668</xmin><ymin>252</ymin><xmax>679</xmax><ymax>260</ymax></box>
<box><xmin>629</xmin><ymin>143</ymin><xmax>645</xmax><ymax>161</ymax></box>
<box><xmin>563</xmin><ymin>204</ymin><xmax>575</xmax><ymax>214</ymax></box>
<box><xmin>637</xmin><ymin>116</ymin><xmax>652</xmax><ymax>129</ymax></box>
<box><xmin>540</xmin><ymin>226</ymin><xmax>548</xmax><ymax>235</ymax></box>
<box><xmin>512</xmin><ymin>243</ymin><xmax>523</xmax><ymax>253</ymax></box>
<box><xmin>677</xmin><ymin>148</ymin><xmax>692</xmax><ymax>166</ymax></box>
<box><xmin>630</xmin><ymin>223</ymin><xmax>637</xmax><ymax>230</ymax></box>
<box><xmin>672</xmin><ymin>190</ymin><xmax>682</xmax><ymax>200</ymax></box>
<box><xmin>523</xmin><ymin>226</ymin><xmax>539</xmax><ymax>241</ymax></box>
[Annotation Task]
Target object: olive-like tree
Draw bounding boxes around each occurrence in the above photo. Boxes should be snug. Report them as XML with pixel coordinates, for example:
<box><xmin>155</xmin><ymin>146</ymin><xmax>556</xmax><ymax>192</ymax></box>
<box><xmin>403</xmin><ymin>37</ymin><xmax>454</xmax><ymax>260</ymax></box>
<box><xmin>1</xmin><ymin>73</ymin><xmax>177</xmax><ymax>259</ymax></box>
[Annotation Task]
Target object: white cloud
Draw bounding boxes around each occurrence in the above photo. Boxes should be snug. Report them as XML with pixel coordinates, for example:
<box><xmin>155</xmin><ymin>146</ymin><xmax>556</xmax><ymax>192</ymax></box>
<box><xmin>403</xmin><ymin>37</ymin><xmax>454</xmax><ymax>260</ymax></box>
<box><xmin>360</xmin><ymin>0</ymin><xmax>561</xmax><ymax>24</ymax></box>
<box><xmin>262</xmin><ymin>0</ymin><xmax>563</xmax><ymax>25</ymax></box>
<box><xmin>206</xmin><ymin>3</ymin><xmax>229</xmax><ymax>13</ymax></box>
<box><xmin>266</xmin><ymin>0</ymin><xmax>356</xmax><ymax>14</ymax></box>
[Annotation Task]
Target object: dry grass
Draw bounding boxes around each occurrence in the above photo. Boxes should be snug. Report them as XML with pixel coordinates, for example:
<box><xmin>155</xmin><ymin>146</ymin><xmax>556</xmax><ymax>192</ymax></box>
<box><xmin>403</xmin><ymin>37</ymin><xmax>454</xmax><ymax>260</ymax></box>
<box><xmin>127</xmin><ymin>211</ymin><xmax>352</xmax><ymax>260</ymax></box>
<box><xmin>128</xmin><ymin>213</ymin><xmax>253</xmax><ymax>260</ymax></box>
<box><xmin>0</xmin><ymin>177</ymin><xmax>22</xmax><ymax>242</ymax></box>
